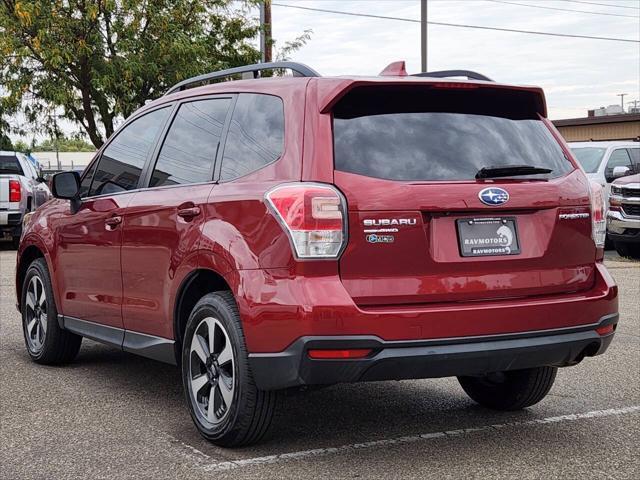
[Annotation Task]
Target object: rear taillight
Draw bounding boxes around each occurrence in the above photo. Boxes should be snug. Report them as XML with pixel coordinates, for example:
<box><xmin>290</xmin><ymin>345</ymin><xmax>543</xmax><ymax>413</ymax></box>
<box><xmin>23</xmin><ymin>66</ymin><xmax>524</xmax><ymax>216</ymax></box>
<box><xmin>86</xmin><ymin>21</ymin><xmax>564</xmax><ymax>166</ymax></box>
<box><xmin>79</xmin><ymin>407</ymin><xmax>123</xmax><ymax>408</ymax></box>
<box><xmin>9</xmin><ymin>180</ymin><xmax>21</xmax><ymax>202</ymax></box>
<box><xmin>265</xmin><ymin>183</ymin><xmax>347</xmax><ymax>259</ymax></box>
<box><xmin>589</xmin><ymin>181</ymin><xmax>606</xmax><ymax>249</ymax></box>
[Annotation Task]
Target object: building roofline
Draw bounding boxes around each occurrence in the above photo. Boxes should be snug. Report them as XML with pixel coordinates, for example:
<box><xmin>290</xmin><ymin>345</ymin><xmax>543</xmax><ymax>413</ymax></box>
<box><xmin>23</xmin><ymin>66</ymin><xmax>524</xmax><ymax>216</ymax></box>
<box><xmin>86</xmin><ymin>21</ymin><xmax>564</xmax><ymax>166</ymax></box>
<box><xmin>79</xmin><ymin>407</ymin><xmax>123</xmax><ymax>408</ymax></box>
<box><xmin>553</xmin><ymin>113</ymin><xmax>640</xmax><ymax>127</ymax></box>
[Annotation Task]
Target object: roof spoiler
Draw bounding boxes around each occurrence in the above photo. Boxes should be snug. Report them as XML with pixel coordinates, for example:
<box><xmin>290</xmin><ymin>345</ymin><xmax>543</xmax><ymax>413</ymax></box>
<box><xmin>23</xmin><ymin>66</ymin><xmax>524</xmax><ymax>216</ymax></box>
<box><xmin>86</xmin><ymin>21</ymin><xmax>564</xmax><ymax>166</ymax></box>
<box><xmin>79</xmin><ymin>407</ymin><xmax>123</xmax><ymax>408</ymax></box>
<box><xmin>378</xmin><ymin>61</ymin><xmax>493</xmax><ymax>82</ymax></box>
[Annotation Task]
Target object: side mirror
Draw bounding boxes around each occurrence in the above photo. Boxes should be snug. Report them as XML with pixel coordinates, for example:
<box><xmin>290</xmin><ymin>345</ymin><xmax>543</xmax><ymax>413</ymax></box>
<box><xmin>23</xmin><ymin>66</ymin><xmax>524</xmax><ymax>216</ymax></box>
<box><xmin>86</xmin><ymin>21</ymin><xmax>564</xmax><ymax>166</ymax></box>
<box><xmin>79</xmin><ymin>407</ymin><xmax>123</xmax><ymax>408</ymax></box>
<box><xmin>51</xmin><ymin>171</ymin><xmax>82</xmax><ymax>213</ymax></box>
<box><xmin>52</xmin><ymin>171</ymin><xmax>80</xmax><ymax>199</ymax></box>
<box><xmin>612</xmin><ymin>166</ymin><xmax>630</xmax><ymax>180</ymax></box>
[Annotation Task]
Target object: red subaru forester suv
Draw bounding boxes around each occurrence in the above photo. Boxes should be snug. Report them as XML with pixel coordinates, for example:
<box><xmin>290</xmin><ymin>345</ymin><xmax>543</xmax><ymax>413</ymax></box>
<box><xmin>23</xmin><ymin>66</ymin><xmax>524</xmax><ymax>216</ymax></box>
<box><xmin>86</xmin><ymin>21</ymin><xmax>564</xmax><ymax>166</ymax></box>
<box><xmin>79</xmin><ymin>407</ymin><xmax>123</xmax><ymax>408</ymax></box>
<box><xmin>16</xmin><ymin>61</ymin><xmax>618</xmax><ymax>447</ymax></box>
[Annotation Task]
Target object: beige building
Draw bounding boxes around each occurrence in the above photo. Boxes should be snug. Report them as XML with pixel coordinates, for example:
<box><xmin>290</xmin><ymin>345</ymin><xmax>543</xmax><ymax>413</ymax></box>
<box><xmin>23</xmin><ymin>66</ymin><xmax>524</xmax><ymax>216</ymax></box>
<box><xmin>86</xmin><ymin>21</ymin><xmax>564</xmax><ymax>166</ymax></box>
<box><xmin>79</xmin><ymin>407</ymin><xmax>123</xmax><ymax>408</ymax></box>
<box><xmin>553</xmin><ymin>114</ymin><xmax>640</xmax><ymax>143</ymax></box>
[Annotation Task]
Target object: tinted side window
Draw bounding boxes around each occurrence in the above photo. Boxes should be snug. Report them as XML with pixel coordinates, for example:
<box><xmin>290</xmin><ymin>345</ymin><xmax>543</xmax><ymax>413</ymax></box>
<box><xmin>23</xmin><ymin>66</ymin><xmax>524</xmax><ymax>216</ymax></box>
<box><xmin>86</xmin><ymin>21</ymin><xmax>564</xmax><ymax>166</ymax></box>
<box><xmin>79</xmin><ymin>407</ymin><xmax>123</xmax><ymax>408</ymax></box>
<box><xmin>79</xmin><ymin>160</ymin><xmax>98</xmax><ymax>198</ymax></box>
<box><xmin>89</xmin><ymin>107</ymin><xmax>170</xmax><ymax>196</ymax></box>
<box><xmin>220</xmin><ymin>94</ymin><xmax>284</xmax><ymax>181</ymax></box>
<box><xmin>150</xmin><ymin>99</ymin><xmax>230</xmax><ymax>187</ymax></box>
<box><xmin>605</xmin><ymin>149</ymin><xmax>632</xmax><ymax>179</ymax></box>
<box><xmin>628</xmin><ymin>148</ymin><xmax>639</xmax><ymax>172</ymax></box>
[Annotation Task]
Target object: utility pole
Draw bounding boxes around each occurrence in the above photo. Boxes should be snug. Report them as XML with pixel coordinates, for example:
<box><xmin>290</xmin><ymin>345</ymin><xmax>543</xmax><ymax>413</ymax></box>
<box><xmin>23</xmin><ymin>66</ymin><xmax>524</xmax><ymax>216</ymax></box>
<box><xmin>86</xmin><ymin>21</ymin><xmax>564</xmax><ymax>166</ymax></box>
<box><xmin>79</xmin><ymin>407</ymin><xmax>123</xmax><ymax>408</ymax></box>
<box><xmin>260</xmin><ymin>1</ymin><xmax>272</xmax><ymax>63</ymax></box>
<box><xmin>421</xmin><ymin>0</ymin><xmax>428</xmax><ymax>72</ymax></box>
<box><xmin>617</xmin><ymin>93</ymin><xmax>627</xmax><ymax>112</ymax></box>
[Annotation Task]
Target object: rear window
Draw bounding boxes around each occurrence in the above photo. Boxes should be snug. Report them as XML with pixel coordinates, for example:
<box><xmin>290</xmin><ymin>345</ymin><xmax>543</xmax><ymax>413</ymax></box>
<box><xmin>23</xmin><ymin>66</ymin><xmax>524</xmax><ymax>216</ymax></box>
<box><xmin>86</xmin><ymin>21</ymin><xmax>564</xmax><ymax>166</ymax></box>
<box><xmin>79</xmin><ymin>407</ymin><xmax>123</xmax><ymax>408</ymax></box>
<box><xmin>571</xmin><ymin>147</ymin><xmax>606</xmax><ymax>173</ymax></box>
<box><xmin>0</xmin><ymin>155</ymin><xmax>24</xmax><ymax>175</ymax></box>
<box><xmin>333</xmin><ymin>86</ymin><xmax>572</xmax><ymax>181</ymax></box>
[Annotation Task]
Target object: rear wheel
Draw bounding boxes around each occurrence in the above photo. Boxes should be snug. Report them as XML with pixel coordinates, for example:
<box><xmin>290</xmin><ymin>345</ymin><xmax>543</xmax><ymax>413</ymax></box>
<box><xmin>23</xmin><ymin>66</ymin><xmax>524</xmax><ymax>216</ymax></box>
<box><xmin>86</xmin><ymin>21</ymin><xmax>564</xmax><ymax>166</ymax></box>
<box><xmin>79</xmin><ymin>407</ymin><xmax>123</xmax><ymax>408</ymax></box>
<box><xmin>614</xmin><ymin>241</ymin><xmax>640</xmax><ymax>259</ymax></box>
<box><xmin>21</xmin><ymin>258</ymin><xmax>82</xmax><ymax>364</ymax></box>
<box><xmin>458</xmin><ymin>366</ymin><xmax>557</xmax><ymax>410</ymax></box>
<box><xmin>181</xmin><ymin>291</ymin><xmax>277</xmax><ymax>447</ymax></box>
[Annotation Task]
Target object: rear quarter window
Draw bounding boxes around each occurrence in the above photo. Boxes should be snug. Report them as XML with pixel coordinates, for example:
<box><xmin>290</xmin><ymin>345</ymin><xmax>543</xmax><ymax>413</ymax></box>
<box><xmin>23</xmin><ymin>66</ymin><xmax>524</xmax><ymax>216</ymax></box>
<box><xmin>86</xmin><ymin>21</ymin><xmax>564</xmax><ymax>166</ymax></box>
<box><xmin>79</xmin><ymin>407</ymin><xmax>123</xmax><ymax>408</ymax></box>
<box><xmin>333</xmin><ymin>86</ymin><xmax>572</xmax><ymax>182</ymax></box>
<box><xmin>219</xmin><ymin>93</ymin><xmax>284</xmax><ymax>181</ymax></box>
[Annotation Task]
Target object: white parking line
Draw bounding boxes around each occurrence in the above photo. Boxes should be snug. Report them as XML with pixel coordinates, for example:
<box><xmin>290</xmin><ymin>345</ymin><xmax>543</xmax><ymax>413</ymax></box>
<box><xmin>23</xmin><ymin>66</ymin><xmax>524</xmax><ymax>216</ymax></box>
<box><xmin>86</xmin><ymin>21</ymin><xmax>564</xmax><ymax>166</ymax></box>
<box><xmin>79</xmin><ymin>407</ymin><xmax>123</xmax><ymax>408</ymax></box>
<box><xmin>201</xmin><ymin>405</ymin><xmax>640</xmax><ymax>472</ymax></box>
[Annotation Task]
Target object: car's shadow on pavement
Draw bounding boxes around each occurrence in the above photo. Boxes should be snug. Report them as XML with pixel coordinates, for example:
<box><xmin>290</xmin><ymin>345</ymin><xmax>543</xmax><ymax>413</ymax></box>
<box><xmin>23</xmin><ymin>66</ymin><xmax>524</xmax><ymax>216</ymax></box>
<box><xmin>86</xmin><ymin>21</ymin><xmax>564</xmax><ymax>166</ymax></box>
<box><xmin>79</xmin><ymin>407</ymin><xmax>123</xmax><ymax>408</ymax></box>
<box><xmin>61</xmin><ymin>340</ymin><xmax>547</xmax><ymax>455</ymax></box>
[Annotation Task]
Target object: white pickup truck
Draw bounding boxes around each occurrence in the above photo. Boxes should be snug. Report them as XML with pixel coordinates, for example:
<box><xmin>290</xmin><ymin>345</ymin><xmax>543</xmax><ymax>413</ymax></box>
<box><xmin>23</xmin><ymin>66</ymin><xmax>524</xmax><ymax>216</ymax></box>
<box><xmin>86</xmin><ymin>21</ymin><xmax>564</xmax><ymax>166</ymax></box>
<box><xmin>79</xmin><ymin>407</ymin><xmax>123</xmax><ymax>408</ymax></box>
<box><xmin>0</xmin><ymin>151</ymin><xmax>51</xmax><ymax>248</ymax></box>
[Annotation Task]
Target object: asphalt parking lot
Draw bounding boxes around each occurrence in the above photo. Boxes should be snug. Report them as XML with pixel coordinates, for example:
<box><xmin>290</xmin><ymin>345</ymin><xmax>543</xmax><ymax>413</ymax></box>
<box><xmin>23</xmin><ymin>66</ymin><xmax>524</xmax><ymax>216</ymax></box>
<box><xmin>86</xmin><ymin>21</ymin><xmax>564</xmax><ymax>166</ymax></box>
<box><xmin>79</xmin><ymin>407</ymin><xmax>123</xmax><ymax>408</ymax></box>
<box><xmin>1</xmin><ymin>245</ymin><xmax>638</xmax><ymax>479</ymax></box>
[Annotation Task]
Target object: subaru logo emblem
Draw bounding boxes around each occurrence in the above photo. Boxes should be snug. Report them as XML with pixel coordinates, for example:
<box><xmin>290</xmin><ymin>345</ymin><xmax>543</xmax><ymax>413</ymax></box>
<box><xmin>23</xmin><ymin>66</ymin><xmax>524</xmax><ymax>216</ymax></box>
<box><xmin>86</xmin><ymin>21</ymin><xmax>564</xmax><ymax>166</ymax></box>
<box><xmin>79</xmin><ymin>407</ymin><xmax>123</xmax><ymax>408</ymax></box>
<box><xmin>479</xmin><ymin>187</ymin><xmax>509</xmax><ymax>206</ymax></box>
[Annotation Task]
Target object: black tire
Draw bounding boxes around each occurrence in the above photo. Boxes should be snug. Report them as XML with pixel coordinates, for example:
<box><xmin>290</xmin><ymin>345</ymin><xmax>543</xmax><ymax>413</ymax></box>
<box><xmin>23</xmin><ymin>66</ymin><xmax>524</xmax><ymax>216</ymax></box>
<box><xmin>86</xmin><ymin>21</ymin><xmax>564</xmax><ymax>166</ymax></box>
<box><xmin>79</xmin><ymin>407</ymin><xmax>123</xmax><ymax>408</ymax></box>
<box><xmin>614</xmin><ymin>241</ymin><xmax>640</xmax><ymax>259</ymax></box>
<box><xmin>21</xmin><ymin>258</ymin><xmax>82</xmax><ymax>364</ymax></box>
<box><xmin>458</xmin><ymin>366</ymin><xmax>557</xmax><ymax>411</ymax></box>
<box><xmin>11</xmin><ymin>236</ymin><xmax>20</xmax><ymax>250</ymax></box>
<box><xmin>181</xmin><ymin>291</ymin><xmax>277</xmax><ymax>447</ymax></box>
<box><xmin>604</xmin><ymin>235</ymin><xmax>614</xmax><ymax>251</ymax></box>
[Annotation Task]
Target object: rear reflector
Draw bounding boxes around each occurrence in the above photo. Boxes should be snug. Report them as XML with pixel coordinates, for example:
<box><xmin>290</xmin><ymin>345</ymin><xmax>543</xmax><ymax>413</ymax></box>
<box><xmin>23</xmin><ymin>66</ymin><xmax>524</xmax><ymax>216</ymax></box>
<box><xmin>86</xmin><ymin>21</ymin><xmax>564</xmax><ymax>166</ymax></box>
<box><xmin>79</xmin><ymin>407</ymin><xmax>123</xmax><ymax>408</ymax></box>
<box><xmin>9</xmin><ymin>180</ymin><xmax>21</xmax><ymax>202</ymax></box>
<box><xmin>596</xmin><ymin>324</ymin><xmax>614</xmax><ymax>336</ymax></box>
<box><xmin>308</xmin><ymin>349</ymin><xmax>372</xmax><ymax>359</ymax></box>
<box><xmin>265</xmin><ymin>183</ymin><xmax>347</xmax><ymax>259</ymax></box>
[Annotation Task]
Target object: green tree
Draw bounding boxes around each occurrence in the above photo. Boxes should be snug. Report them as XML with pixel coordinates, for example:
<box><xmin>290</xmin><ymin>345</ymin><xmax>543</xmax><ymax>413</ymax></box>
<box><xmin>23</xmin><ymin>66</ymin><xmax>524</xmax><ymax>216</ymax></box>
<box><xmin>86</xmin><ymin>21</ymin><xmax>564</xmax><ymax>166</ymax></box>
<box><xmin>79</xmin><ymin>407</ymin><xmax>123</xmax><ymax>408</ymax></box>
<box><xmin>13</xmin><ymin>139</ymin><xmax>29</xmax><ymax>152</ymax></box>
<box><xmin>0</xmin><ymin>132</ymin><xmax>12</xmax><ymax>150</ymax></box>
<box><xmin>0</xmin><ymin>0</ymin><xmax>262</xmax><ymax>148</ymax></box>
<box><xmin>31</xmin><ymin>135</ymin><xmax>95</xmax><ymax>152</ymax></box>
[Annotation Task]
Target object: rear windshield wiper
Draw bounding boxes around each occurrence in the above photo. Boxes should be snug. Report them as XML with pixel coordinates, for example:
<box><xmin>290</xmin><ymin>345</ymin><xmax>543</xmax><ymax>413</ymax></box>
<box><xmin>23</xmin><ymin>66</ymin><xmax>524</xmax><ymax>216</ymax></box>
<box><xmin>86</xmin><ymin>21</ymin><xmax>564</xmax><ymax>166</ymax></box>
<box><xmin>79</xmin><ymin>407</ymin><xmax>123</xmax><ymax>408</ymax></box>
<box><xmin>475</xmin><ymin>165</ymin><xmax>553</xmax><ymax>179</ymax></box>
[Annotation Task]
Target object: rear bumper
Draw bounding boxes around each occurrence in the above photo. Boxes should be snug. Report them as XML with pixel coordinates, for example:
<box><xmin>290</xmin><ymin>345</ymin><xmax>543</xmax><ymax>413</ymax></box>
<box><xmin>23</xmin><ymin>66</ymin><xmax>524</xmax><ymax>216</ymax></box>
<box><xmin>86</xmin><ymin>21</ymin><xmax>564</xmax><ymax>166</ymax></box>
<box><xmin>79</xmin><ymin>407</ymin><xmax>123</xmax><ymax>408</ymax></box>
<box><xmin>237</xmin><ymin>263</ymin><xmax>618</xmax><ymax>354</ymax></box>
<box><xmin>0</xmin><ymin>211</ymin><xmax>22</xmax><ymax>236</ymax></box>
<box><xmin>249</xmin><ymin>313</ymin><xmax>618</xmax><ymax>390</ymax></box>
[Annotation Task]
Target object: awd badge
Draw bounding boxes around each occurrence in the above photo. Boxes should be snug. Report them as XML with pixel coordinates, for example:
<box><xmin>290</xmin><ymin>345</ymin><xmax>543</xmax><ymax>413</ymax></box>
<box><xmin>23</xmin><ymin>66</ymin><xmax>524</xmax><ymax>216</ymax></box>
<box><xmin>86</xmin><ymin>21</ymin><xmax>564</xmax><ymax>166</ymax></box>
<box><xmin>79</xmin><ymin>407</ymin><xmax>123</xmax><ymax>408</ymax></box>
<box><xmin>366</xmin><ymin>234</ymin><xmax>394</xmax><ymax>244</ymax></box>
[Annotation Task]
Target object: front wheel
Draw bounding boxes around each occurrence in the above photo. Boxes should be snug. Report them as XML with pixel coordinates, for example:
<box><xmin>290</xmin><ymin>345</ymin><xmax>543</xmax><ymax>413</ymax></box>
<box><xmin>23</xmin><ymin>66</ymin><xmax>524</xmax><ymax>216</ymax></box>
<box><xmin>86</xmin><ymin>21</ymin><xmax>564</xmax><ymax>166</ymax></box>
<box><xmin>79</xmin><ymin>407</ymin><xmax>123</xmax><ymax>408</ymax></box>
<box><xmin>181</xmin><ymin>291</ymin><xmax>277</xmax><ymax>447</ymax></box>
<box><xmin>458</xmin><ymin>366</ymin><xmax>557</xmax><ymax>411</ymax></box>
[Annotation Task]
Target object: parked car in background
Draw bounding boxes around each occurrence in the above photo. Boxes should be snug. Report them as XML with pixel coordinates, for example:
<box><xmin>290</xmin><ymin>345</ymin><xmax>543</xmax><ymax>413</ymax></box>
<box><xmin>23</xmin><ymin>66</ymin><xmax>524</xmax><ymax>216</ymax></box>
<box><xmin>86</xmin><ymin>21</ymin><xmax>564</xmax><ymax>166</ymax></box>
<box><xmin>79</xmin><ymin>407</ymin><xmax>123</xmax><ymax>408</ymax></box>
<box><xmin>569</xmin><ymin>141</ymin><xmax>640</xmax><ymax>199</ymax></box>
<box><xmin>16</xmin><ymin>62</ymin><xmax>618</xmax><ymax>447</ymax></box>
<box><xmin>0</xmin><ymin>151</ymin><xmax>51</xmax><ymax>248</ymax></box>
<box><xmin>607</xmin><ymin>173</ymin><xmax>640</xmax><ymax>259</ymax></box>
<box><xmin>570</xmin><ymin>141</ymin><xmax>639</xmax><ymax>247</ymax></box>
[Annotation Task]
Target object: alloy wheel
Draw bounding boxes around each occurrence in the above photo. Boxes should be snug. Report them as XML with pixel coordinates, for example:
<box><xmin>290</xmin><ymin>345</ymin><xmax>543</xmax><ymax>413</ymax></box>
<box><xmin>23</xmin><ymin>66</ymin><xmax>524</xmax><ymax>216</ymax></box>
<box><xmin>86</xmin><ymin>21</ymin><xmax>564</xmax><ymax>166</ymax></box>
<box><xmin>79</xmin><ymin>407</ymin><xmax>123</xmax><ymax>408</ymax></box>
<box><xmin>24</xmin><ymin>275</ymin><xmax>47</xmax><ymax>353</ymax></box>
<box><xmin>189</xmin><ymin>317</ymin><xmax>235</xmax><ymax>426</ymax></box>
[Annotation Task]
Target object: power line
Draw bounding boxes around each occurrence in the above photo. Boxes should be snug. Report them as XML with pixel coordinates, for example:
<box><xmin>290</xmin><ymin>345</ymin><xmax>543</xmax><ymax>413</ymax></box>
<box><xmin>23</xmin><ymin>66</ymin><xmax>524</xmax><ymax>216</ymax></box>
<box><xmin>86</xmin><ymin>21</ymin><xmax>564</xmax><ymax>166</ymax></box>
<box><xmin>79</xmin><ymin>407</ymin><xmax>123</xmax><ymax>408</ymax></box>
<box><xmin>559</xmin><ymin>0</ymin><xmax>640</xmax><ymax>11</ymax></box>
<box><xmin>271</xmin><ymin>3</ymin><xmax>640</xmax><ymax>43</ymax></box>
<box><xmin>486</xmin><ymin>0</ymin><xmax>639</xmax><ymax>18</ymax></box>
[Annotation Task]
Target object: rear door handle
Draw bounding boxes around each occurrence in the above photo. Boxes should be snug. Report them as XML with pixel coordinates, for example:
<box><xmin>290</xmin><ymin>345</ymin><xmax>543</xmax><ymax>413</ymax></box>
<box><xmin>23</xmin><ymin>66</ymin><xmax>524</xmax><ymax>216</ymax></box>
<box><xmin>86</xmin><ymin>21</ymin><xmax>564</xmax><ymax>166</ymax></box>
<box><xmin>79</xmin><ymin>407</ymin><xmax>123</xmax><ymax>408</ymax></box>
<box><xmin>177</xmin><ymin>206</ymin><xmax>201</xmax><ymax>220</ymax></box>
<box><xmin>105</xmin><ymin>215</ymin><xmax>122</xmax><ymax>229</ymax></box>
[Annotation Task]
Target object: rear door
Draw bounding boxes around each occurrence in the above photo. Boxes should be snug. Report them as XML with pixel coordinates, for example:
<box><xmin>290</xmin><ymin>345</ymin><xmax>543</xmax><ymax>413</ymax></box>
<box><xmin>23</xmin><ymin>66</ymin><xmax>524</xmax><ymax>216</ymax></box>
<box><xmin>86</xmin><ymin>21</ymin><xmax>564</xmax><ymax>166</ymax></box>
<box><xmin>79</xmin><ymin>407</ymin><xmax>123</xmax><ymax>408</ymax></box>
<box><xmin>121</xmin><ymin>96</ymin><xmax>233</xmax><ymax>339</ymax></box>
<box><xmin>331</xmin><ymin>84</ymin><xmax>594</xmax><ymax>307</ymax></box>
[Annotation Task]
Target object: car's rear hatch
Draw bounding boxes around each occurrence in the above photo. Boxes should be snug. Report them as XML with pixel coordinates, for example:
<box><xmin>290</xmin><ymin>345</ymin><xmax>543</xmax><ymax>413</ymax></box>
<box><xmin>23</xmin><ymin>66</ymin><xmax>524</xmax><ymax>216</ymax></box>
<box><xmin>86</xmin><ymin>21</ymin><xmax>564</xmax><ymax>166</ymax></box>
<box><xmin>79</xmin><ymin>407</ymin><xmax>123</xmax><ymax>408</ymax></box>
<box><xmin>330</xmin><ymin>82</ymin><xmax>595</xmax><ymax>307</ymax></box>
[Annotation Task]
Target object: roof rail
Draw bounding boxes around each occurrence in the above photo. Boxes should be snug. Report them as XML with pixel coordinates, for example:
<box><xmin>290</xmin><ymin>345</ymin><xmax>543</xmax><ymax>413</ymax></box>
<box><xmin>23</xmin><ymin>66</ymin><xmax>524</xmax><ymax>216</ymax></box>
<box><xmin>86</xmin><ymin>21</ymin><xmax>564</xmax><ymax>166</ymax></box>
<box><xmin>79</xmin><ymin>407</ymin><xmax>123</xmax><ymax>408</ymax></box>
<box><xmin>412</xmin><ymin>70</ymin><xmax>493</xmax><ymax>82</ymax></box>
<box><xmin>164</xmin><ymin>62</ymin><xmax>321</xmax><ymax>96</ymax></box>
